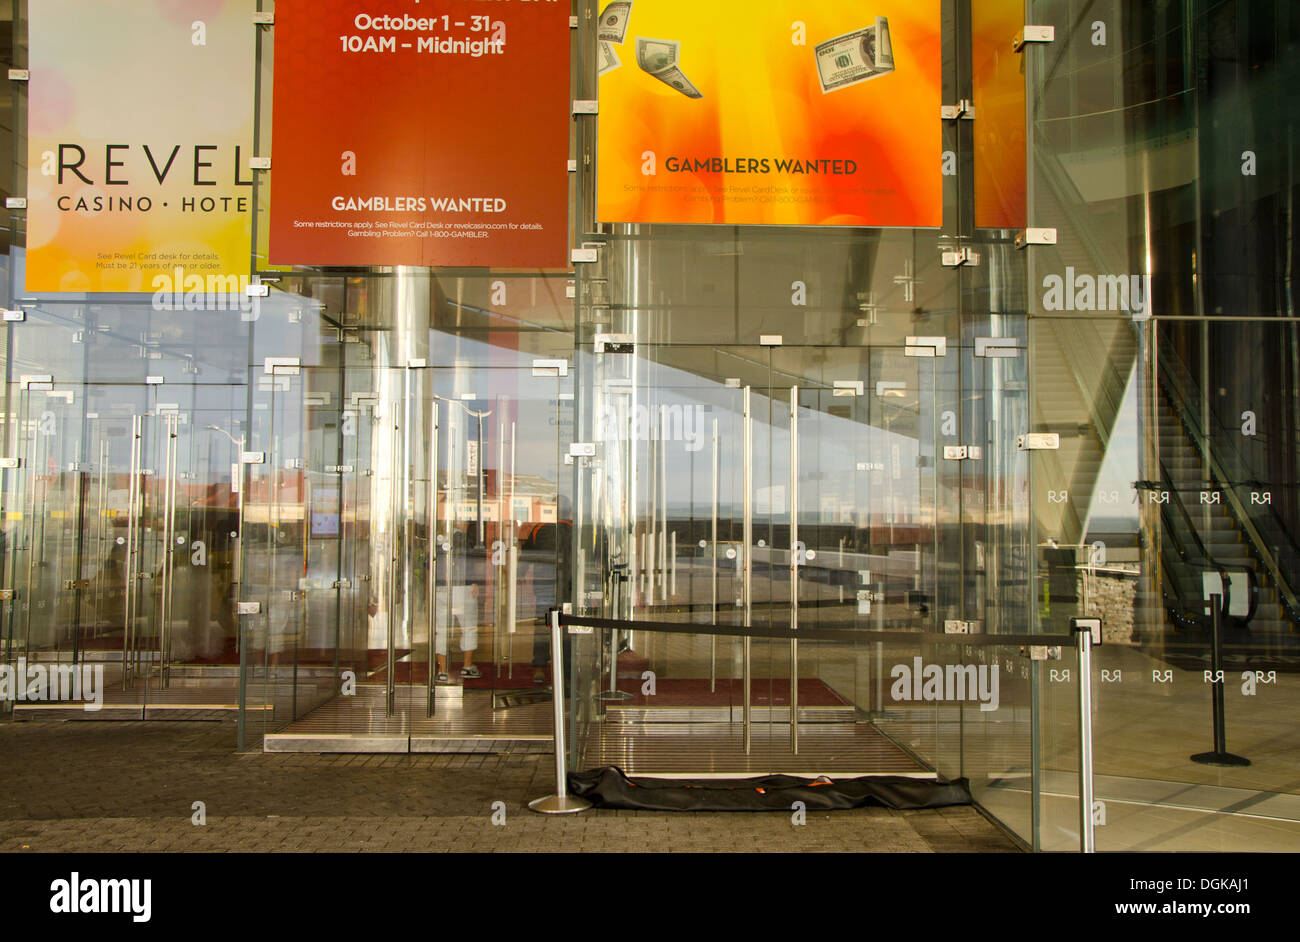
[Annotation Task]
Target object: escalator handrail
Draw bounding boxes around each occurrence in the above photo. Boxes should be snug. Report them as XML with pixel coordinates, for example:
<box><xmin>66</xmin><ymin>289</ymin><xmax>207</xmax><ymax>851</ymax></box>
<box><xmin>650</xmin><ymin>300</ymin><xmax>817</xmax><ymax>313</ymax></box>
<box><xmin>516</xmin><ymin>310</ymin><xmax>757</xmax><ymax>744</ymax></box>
<box><xmin>1159</xmin><ymin>354</ymin><xmax>1300</xmax><ymax>553</ymax></box>
<box><xmin>1153</xmin><ymin>465</ymin><xmax>1232</xmax><ymax>620</ymax></box>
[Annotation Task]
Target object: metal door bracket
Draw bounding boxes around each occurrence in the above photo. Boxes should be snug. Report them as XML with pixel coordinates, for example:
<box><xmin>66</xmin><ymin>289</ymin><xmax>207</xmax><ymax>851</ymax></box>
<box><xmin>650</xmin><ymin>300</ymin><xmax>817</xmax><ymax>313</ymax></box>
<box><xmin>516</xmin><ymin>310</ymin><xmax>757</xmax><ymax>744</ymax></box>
<box><xmin>1013</xmin><ymin>26</ymin><xmax>1055</xmax><ymax>51</ymax></box>
<box><xmin>905</xmin><ymin>336</ymin><xmax>947</xmax><ymax>358</ymax></box>
<box><xmin>975</xmin><ymin>337</ymin><xmax>1022</xmax><ymax>358</ymax></box>
<box><xmin>1017</xmin><ymin>432</ymin><xmax>1060</xmax><ymax>450</ymax></box>
<box><xmin>1015</xmin><ymin>227</ymin><xmax>1058</xmax><ymax>249</ymax></box>
<box><xmin>1020</xmin><ymin>645</ymin><xmax>1062</xmax><ymax>661</ymax></box>
<box><xmin>941</xmin><ymin>246</ymin><xmax>980</xmax><ymax>267</ymax></box>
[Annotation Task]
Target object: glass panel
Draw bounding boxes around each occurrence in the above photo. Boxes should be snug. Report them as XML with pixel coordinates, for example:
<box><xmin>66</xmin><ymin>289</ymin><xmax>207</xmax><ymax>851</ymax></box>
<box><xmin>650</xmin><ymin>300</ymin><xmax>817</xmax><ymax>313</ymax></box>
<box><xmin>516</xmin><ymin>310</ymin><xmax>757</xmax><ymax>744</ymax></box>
<box><xmin>1024</xmin><ymin>0</ymin><xmax>1300</xmax><ymax>851</ymax></box>
<box><xmin>0</xmin><ymin>298</ymin><xmax>251</xmax><ymax>719</ymax></box>
<box><xmin>567</xmin><ymin>219</ymin><xmax>975</xmax><ymax>775</ymax></box>
<box><xmin>232</xmin><ymin>270</ymin><xmax>574</xmax><ymax>747</ymax></box>
<box><xmin>12</xmin><ymin>379</ymin><xmax>86</xmax><ymax>680</ymax></box>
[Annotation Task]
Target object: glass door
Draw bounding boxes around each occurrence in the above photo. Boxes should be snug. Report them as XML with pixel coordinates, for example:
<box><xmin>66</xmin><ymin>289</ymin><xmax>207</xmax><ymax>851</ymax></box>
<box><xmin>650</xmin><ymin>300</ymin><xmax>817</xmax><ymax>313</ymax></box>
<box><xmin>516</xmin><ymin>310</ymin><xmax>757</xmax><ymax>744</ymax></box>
<box><xmin>3</xmin><ymin>379</ymin><xmax>195</xmax><ymax>714</ymax></box>
<box><xmin>10</xmin><ymin>377</ymin><xmax>86</xmax><ymax>675</ymax></box>
<box><xmin>240</xmin><ymin>348</ymin><xmax>571</xmax><ymax>734</ymax></box>
<box><xmin>429</xmin><ymin>359</ymin><xmax>570</xmax><ymax>709</ymax></box>
<box><xmin>572</xmin><ymin>337</ymin><xmax>951</xmax><ymax>761</ymax></box>
<box><xmin>338</xmin><ymin>381</ymin><xmax>375</xmax><ymax>701</ymax></box>
<box><xmin>243</xmin><ymin>357</ymin><xmax>360</xmax><ymax>731</ymax></box>
<box><xmin>578</xmin><ymin>344</ymin><xmax>754</xmax><ymax>723</ymax></box>
<box><xmin>122</xmin><ymin>385</ymin><xmax>196</xmax><ymax>709</ymax></box>
<box><xmin>80</xmin><ymin>399</ymin><xmax>135</xmax><ymax>691</ymax></box>
<box><xmin>956</xmin><ymin>312</ymin><xmax>1035</xmax><ymax>841</ymax></box>
<box><xmin>158</xmin><ymin>387</ymin><xmax>245</xmax><ymax>682</ymax></box>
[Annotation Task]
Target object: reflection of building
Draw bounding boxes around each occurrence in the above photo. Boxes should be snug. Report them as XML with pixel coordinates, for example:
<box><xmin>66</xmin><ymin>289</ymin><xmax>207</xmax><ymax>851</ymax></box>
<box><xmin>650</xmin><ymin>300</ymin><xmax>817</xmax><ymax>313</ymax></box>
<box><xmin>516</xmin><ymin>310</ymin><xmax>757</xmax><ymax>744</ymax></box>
<box><xmin>1</xmin><ymin>2</ymin><xmax>1299</xmax><ymax>854</ymax></box>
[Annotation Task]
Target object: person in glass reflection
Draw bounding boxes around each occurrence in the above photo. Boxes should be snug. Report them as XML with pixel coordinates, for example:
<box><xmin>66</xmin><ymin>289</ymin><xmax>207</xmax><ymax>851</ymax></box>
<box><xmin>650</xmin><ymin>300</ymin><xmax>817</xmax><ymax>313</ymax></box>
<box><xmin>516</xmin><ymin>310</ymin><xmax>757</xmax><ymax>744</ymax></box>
<box><xmin>525</xmin><ymin>499</ymin><xmax>572</xmax><ymax>685</ymax></box>
<box><xmin>434</xmin><ymin>581</ymin><xmax>480</xmax><ymax>683</ymax></box>
<box><xmin>520</xmin><ymin>559</ymin><xmax>545</xmax><ymax>684</ymax></box>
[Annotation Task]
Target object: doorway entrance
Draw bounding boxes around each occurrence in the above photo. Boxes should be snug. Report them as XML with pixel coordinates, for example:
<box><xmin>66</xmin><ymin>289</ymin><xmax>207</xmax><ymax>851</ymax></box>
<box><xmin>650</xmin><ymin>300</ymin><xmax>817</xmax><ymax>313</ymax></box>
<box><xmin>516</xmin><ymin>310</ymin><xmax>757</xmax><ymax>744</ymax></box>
<box><xmin>3</xmin><ymin>374</ymin><xmax>249</xmax><ymax>718</ymax></box>
<box><xmin>258</xmin><ymin>328</ymin><xmax>576</xmax><ymax>753</ymax></box>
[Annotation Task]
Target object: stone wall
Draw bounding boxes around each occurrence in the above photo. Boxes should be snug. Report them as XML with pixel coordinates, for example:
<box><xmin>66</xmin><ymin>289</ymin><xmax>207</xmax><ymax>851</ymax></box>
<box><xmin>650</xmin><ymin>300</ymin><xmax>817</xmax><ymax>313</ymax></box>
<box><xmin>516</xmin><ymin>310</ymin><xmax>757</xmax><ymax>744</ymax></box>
<box><xmin>1078</xmin><ymin>571</ymin><xmax>1137</xmax><ymax>644</ymax></box>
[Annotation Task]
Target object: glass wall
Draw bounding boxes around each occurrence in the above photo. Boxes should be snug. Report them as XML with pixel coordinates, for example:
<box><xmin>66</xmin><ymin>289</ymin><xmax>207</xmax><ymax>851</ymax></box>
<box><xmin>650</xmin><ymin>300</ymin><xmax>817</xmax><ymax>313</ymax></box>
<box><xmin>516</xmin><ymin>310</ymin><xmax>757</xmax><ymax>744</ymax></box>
<box><xmin>560</xmin><ymin>0</ymin><xmax>1300</xmax><ymax>850</ymax></box>
<box><xmin>1016</xmin><ymin>0</ymin><xmax>1300</xmax><ymax>850</ymax></box>
<box><xmin>1</xmin><ymin>0</ymin><xmax>1298</xmax><ymax>852</ymax></box>
<box><xmin>234</xmin><ymin>270</ymin><xmax>576</xmax><ymax>745</ymax></box>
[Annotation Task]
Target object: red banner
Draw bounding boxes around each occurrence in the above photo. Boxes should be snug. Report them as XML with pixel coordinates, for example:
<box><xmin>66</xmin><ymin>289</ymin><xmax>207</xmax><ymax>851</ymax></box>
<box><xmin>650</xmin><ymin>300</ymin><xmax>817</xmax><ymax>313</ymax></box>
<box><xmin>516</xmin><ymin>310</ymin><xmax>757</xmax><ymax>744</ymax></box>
<box><xmin>269</xmin><ymin>1</ymin><xmax>570</xmax><ymax>268</ymax></box>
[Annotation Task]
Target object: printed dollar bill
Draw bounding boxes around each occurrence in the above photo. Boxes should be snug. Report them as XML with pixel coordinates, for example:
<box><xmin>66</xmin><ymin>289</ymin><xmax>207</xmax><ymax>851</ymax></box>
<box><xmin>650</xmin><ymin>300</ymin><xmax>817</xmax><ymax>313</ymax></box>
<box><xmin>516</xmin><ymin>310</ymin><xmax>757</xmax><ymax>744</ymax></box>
<box><xmin>636</xmin><ymin>37</ymin><xmax>704</xmax><ymax>99</ymax></box>
<box><xmin>598</xmin><ymin>40</ymin><xmax>621</xmax><ymax>76</ymax></box>
<box><xmin>598</xmin><ymin>2</ymin><xmax>632</xmax><ymax>44</ymax></box>
<box><xmin>814</xmin><ymin>16</ymin><xmax>895</xmax><ymax>93</ymax></box>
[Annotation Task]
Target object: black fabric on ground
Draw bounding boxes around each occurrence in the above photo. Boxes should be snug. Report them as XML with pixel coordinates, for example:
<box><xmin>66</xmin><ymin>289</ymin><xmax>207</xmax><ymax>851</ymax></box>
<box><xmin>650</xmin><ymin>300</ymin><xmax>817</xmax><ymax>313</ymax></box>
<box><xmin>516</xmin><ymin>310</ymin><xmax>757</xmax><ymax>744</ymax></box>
<box><xmin>568</xmin><ymin>767</ymin><xmax>972</xmax><ymax>811</ymax></box>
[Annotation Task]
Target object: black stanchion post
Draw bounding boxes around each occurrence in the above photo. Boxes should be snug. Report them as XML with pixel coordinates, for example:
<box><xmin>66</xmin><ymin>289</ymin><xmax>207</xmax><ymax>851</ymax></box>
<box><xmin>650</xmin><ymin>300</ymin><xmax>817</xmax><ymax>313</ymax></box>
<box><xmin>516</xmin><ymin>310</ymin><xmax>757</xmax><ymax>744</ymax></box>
<box><xmin>1191</xmin><ymin>592</ymin><xmax>1250</xmax><ymax>767</ymax></box>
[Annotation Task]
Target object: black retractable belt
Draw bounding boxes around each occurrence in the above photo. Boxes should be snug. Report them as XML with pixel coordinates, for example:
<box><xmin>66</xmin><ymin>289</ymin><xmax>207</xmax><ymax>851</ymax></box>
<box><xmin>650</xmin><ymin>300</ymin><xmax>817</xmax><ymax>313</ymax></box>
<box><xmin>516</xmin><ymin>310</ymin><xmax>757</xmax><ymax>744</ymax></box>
<box><xmin>560</xmin><ymin>612</ymin><xmax>1069</xmax><ymax>649</ymax></box>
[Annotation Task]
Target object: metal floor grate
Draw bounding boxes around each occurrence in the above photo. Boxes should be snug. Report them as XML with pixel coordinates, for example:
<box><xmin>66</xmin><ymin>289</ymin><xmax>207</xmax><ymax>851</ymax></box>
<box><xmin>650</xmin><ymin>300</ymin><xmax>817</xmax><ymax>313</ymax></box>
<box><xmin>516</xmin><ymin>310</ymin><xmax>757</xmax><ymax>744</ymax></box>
<box><xmin>263</xmin><ymin>686</ymin><xmax>553</xmax><ymax>753</ymax></box>
<box><xmin>10</xmin><ymin>672</ymin><xmax>266</xmax><ymax>718</ymax></box>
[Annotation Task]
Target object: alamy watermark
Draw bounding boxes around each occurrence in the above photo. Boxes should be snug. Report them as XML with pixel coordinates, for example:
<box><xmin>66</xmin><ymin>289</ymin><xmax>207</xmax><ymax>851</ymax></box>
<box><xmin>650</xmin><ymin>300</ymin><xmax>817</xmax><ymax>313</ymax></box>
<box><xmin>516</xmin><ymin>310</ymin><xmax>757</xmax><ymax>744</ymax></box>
<box><xmin>595</xmin><ymin>402</ymin><xmax>706</xmax><ymax>452</ymax></box>
<box><xmin>151</xmin><ymin>266</ymin><xmax>259</xmax><ymax>316</ymax></box>
<box><xmin>0</xmin><ymin>658</ymin><xmax>103</xmax><ymax>710</ymax></box>
<box><xmin>1041</xmin><ymin>268</ymin><xmax>1152</xmax><ymax>316</ymax></box>
<box><xmin>50</xmin><ymin>872</ymin><xmax>150</xmax><ymax>922</ymax></box>
<box><xmin>890</xmin><ymin>657</ymin><xmax>999</xmax><ymax>711</ymax></box>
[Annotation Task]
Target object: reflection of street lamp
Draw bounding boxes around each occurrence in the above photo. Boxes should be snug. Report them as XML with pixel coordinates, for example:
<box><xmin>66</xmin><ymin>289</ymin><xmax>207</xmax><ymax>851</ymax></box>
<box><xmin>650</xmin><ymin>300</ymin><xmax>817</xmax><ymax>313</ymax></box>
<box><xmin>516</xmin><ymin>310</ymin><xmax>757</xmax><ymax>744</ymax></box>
<box><xmin>874</xmin><ymin>383</ymin><xmax>907</xmax><ymax>549</ymax></box>
<box><xmin>435</xmin><ymin>397</ymin><xmax>492</xmax><ymax>548</ymax></box>
<box><xmin>205</xmin><ymin>424</ymin><xmax>245</xmax><ymax>452</ymax></box>
<box><xmin>205</xmin><ymin>424</ymin><xmax>246</xmax><ymax>499</ymax></box>
<box><xmin>204</xmin><ymin>424</ymin><xmax>246</xmax><ymax>591</ymax></box>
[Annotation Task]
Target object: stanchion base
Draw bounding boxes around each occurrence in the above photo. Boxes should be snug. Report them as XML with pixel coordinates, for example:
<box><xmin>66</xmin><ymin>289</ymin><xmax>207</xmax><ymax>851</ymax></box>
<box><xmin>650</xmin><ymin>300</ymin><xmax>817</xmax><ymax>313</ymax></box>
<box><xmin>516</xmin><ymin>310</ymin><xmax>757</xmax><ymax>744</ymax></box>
<box><xmin>1191</xmin><ymin>751</ymin><xmax>1251</xmax><ymax>767</ymax></box>
<box><xmin>527</xmin><ymin>794</ymin><xmax>592</xmax><ymax>815</ymax></box>
<box><xmin>599</xmin><ymin>690</ymin><xmax>634</xmax><ymax>701</ymax></box>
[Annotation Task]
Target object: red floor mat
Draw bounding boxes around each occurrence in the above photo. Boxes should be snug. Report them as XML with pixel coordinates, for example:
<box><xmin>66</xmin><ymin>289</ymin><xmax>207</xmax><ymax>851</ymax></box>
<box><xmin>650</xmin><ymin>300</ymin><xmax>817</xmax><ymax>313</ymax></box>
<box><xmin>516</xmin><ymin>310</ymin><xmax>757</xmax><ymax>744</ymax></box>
<box><xmin>365</xmin><ymin>657</ymin><xmax>848</xmax><ymax>705</ymax></box>
<box><xmin>610</xmin><ymin>676</ymin><xmax>851</xmax><ymax>708</ymax></box>
<box><xmin>367</xmin><ymin>661</ymin><xmax>551</xmax><ymax>689</ymax></box>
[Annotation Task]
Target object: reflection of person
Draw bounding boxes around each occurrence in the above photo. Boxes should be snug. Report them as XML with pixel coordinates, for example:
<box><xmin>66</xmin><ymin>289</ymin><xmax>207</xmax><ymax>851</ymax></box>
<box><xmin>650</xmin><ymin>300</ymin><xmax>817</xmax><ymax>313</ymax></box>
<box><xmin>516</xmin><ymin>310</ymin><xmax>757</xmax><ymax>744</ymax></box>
<box><xmin>521</xmin><ymin>560</ymin><xmax>547</xmax><ymax>684</ymax></box>
<box><xmin>367</xmin><ymin>598</ymin><xmax>387</xmax><ymax>650</ymax></box>
<box><xmin>530</xmin><ymin>507</ymin><xmax>573</xmax><ymax>685</ymax></box>
<box><xmin>174</xmin><ymin>526</ymin><xmax>228</xmax><ymax>662</ymax></box>
<box><xmin>434</xmin><ymin>583</ymin><xmax>479</xmax><ymax>683</ymax></box>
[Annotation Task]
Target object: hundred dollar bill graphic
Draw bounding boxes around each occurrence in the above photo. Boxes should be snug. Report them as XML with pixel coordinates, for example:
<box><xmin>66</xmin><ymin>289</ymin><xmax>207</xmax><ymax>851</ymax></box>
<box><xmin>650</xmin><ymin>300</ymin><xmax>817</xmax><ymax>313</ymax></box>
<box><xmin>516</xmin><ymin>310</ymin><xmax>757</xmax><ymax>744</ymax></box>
<box><xmin>814</xmin><ymin>16</ymin><xmax>895</xmax><ymax>93</ymax></box>
<box><xmin>598</xmin><ymin>40</ymin><xmax>621</xmax><ymax>76</ymax></box>
<box><xmin>636</xmin><ymin>37</ymin><xmax>704</xmax><ymax>99</ymax></box>
<box><xmin>598</xmin><ymin>2</ymin><xmax>632</xmax><ymax>44</ymax></box>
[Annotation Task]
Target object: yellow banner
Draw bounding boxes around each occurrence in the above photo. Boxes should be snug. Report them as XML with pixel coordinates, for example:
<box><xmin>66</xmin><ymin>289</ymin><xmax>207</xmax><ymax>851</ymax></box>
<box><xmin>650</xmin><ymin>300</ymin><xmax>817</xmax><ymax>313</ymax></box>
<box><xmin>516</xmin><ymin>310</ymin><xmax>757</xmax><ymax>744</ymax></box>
<box><xmin>597</xmin><ymin>0</ymin><xmax>942</xmax><ymax>227</ymax></box>
<box><xmin>25</xmin><ymin>0</ymin><xmax>256</xmax><ymax>293</ymax></box>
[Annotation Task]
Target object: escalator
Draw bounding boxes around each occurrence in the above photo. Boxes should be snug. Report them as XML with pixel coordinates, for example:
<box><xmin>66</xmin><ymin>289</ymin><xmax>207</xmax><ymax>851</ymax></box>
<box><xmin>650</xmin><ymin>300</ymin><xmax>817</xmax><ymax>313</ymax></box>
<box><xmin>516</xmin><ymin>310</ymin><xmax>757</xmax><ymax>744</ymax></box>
<box><xmin>1153</xmin><ymin>368</ymin><xmax>1300</xmax><ymax>664</ymax></box>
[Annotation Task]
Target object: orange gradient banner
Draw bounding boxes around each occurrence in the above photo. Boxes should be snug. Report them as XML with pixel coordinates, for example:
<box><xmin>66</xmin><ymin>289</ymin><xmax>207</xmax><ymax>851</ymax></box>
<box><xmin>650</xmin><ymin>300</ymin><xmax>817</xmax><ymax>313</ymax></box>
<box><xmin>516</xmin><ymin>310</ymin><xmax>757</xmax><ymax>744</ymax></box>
<box><xmin>972</xmin><ymin>0</ymin><xmax>1027</xmax><ymax>230</ymax></box>
<box><xmin>596</xmin><ymin>0</ymin><xmax>941</xmax><ymax>227</ymax></box>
